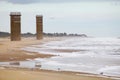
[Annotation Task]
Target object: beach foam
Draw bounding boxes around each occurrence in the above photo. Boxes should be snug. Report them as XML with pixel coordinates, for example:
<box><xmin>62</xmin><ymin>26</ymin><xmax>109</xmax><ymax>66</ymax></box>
<box><xmin>22</xmin><ymin>37</ymin><xmax>120</xmax><ymax>77</ymax></box>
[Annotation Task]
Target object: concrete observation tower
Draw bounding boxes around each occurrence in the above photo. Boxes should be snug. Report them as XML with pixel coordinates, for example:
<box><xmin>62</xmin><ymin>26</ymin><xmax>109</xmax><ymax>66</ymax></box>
<box><xmin>10</xmin><ymin>12</ymin><xmax>21</xmax><ymax>41</ymax></box>
<box><xmin>10</xmin><ymin>12</ymin><xmax>43</xmax><ymax>41</ymax></box>
<box><xmin>36</xmin><ymin>15</ymin><xmax>43</xmax><ymax>40</ymax></box>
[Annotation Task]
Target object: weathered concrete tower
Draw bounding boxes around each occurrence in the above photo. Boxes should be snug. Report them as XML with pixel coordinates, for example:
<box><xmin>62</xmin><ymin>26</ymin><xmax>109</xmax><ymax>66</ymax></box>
<box><xmin>36</xmin><ymin>15</ymin><xmax>43</xmax><ymax>40</ymax></box>
<box><xmin>10</xmin><ymin>12</ymin><xmax>21</xmax><ymax>41</ymax></box>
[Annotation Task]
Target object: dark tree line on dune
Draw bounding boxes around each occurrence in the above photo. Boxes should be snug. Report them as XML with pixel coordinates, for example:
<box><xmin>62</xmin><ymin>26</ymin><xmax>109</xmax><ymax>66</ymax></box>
<box><xmin>0</xmin><ymin>32</ymin><xmax>10</xmax><ymax>37</ymax></box>
<box><xmin>43</xmin><ymin>32</ymin><xmax>87</xmax><ymax>37</ymax></box>
<box><xmin>0</xmin><ymin>31</ymin><xmax>87</xmax><ymax>37</ymax></box>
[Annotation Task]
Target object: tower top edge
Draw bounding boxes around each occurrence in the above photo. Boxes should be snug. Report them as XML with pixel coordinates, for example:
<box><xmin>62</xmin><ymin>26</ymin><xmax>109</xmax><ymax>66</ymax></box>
<box><xmin>10</xmin><ymin>12</ymin><xmax>21</xmax><ymax>16</ymax></box>
<box><xmin>36</xmin><ymin>15</ymin><xmax>43</xmax><ymax>17</ymax></box>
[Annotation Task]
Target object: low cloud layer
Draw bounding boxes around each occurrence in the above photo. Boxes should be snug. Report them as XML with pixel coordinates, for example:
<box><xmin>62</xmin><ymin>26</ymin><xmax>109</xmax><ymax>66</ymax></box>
<box><xmin>1</xmin><ymin>0</ymin><xmax>119</xmax><ymax>4</ymax></box>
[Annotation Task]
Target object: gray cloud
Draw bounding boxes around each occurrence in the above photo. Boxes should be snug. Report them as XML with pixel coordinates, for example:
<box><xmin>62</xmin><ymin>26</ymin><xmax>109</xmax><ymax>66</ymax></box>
<box><xmin>2</xmin><ymin>0</ymin><xmax>40</xmax><ymax>4</ymax></box>
<box><xmin>1</xmin><ymin>0</ymin><xmax>120</xmax><ymax>4</ymax></box>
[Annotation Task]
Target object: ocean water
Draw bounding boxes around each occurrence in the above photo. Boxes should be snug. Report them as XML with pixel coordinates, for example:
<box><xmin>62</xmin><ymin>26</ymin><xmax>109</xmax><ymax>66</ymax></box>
<box><xmin>1</xmin><ymin>37</ymin><xmax>120</xmax><ymax>78</ymax></box>
<box><xmin>22</xmin><ymin>37</ymin><xmax>120</xmax><ymax>77</ymax></box>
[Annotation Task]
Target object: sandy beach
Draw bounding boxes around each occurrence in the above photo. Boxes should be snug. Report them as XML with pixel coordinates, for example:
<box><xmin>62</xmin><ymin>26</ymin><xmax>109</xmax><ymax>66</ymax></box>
<box><xmin>0</xmin><ymin>37</ymin><xmax>57</xmax><ymax>61</ymax></box>
<box><xmin>0</xmin><ymin>37</ymin><xmax>113</xmax><ymax>80</ymax></box>
<box><xmin>0</xmin><ymin>68</ymin><xmax>112</xmax><ymax>80</ymax></box>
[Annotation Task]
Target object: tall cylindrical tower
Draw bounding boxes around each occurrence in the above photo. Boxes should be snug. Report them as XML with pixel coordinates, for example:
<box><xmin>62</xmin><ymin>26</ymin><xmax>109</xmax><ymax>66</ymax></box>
<box><xmin>36</xmin><ymin>15</ymin><xmax>43</xmax><ymax>40</ymax></box>
<box><xmin>10</xmin><ymin>12</ymin><xmax>21</xmax><ymax>41</ymax></box>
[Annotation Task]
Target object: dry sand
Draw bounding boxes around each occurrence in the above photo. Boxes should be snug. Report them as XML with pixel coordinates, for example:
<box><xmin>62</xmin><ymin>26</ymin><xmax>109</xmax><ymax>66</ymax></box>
<box><xmin>0</xmin><ymin>37</ymin><xmax>113</xmax><ymax>80</ymax></box>
<box><xmin>0</xmin><ymin>68</ymin><xmax>112</xmax><ymax>80</ymax></box>
<box><xmin>0</xmin><ymin>37</ymin><xmax>59</xmax><ymax>61</ymax></box>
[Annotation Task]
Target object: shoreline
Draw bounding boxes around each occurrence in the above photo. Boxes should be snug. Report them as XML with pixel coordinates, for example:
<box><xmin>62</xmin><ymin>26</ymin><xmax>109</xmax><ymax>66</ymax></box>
<box><xmin>0</xmin><ymin>37</ymin><xmax>61</xmax><ymax>62</ymax></box>
<box><xmin>0</xmin><ymin>63</ymin><xmax>119</xmax><ymax>80</ymax></box>
<box><xmin>0</xmin><ymin>65</ymin><xmax>113</xmax><ymax>80</ymax></box>
<box><xmin>0</xmin><ymin>37</ymin><xmax>117</xmax><ymax>80</ymax></box>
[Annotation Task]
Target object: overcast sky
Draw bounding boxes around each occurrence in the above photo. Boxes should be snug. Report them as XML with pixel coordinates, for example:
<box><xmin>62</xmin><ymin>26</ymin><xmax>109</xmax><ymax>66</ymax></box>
<box><xmin>0</xmin><ymin>0</ymin><xmax>120</xmax><ymax>37</ymax></box>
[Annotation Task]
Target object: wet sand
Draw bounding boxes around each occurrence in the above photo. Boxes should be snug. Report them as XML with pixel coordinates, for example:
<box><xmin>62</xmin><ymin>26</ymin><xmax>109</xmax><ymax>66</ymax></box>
<box><xmin>0</xmin><ymin>37</ymin><xmax>113</xmax><ymax>80</ymax></box>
